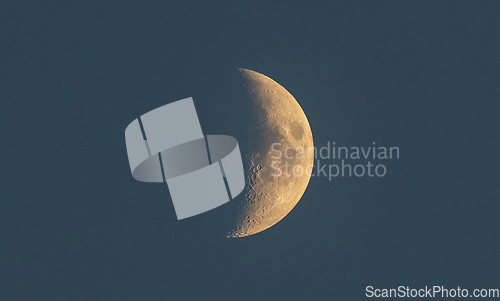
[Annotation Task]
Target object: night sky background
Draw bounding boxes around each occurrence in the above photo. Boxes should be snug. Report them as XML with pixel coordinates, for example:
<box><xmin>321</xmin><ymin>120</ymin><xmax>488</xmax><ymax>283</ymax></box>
<box><xmin>2</xmin><ymin>1</ymin><xmax>500</xmax><ymax>300</ymax></box>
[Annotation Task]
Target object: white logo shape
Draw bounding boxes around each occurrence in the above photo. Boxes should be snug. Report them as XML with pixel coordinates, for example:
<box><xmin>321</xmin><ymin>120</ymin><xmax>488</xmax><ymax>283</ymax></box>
<box><xmin>125</xmin><ymin>97</ymin><xmax>245</xmax><ymax>220</ymax></box>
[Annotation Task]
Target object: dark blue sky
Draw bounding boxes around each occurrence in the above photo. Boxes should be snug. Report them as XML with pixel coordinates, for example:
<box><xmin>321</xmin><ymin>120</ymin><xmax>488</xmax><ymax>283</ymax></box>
<box><xmin>1</xmin><ymin>1</ymin><xmax>499</xmax><ymax>300</ymax></box>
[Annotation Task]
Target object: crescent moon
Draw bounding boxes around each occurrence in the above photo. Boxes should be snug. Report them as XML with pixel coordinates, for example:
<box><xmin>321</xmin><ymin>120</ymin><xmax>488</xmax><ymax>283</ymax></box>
<box><xmin>227</xmin><ymin>69</ymin><xmax>314</xmax><ymax>238</ymax></box>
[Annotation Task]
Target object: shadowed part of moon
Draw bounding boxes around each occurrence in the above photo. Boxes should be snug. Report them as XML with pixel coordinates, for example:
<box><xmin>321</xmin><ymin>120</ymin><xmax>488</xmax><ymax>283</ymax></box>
<box><xmin>227</xmin><ymin>69</ymin><xmax>314</xmax><ymax>238</ymax></box>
